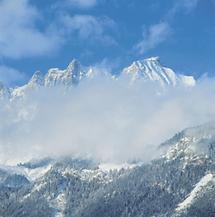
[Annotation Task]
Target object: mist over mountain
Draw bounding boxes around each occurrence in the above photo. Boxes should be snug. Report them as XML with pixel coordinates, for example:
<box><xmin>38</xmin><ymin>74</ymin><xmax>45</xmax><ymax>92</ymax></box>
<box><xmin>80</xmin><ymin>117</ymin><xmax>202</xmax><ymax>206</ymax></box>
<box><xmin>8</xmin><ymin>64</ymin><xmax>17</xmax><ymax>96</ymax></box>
<box><xmin>1</xmin><ymin>57</ymin><xmax>215</xmax><ymax>216</ymax></box>
<box><xmin>0</xmin><ymin>0</ymin><xmax>215</xmax><ymax>215</ymax></box>
<box><xmin>0</xmin><ymin>57</ymin><xmax>206</xmax><ymax>164</ymax></box>
<box><xmin>0</xmin><ymin>57</ymin><xmax>215</xmax><ymax>165</ymax></box>
<box><xmin>1</xmin><ymin>122</ymin><xmax>215</xmax><ymax>216</ymax></box>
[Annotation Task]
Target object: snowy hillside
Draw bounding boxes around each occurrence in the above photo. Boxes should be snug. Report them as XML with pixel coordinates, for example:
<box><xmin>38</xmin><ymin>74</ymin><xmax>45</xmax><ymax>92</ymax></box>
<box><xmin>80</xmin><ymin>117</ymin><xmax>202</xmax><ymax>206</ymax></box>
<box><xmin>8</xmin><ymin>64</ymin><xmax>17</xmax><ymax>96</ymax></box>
<box><xmin>2</xmin><ymin>58</ymin><xmax>214</xmax><ymax>217</ymax></box>
<box><xmin>0</xmin><ymin>122</ymin><xmax>215</xmax><ymax>217</ymax></box>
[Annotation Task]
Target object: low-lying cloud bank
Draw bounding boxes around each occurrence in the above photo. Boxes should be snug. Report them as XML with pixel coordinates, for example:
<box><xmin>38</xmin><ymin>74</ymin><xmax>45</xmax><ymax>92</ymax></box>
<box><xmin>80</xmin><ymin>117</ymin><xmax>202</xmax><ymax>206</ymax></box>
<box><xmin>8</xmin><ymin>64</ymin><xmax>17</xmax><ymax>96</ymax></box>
<box><xmin>1</xmin><ymin>76</ymin><xmax>215</xmax><ymax>165</ymax></box>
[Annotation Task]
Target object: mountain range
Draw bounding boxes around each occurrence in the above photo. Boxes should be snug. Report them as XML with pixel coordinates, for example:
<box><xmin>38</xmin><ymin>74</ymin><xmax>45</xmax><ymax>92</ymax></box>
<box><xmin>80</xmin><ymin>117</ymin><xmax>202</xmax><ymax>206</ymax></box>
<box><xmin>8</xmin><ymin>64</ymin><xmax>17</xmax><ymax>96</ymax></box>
<box><xmin>1</xmin><ymin>57</ymin><xmax>214</xmax><ymax>217</ymax></box>
<box><xmin>0</xmin><ymin>122</ymin><xmax>215</xmax><ymax>217</ymax></box>
<box><xmin>0</xmin><ymin>57</ymin><xmax>196</xmax><ymax>100</ymax></box>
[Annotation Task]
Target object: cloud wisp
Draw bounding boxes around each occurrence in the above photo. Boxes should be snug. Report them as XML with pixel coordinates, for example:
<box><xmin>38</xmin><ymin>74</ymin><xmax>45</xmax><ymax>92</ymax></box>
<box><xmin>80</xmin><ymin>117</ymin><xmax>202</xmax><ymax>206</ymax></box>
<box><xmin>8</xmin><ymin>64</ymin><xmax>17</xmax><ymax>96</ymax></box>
<box><xmin>0</xmin><ymin>0</ymin><xmax>117</xmax><ymax>59</ymax></box>
<box><xmin>60</xmin><ymin>14</ymin><xmax>117</xmax><ymax>46</ymax></box>
<box><xmin>135</xmin><ymin>22</ymin><xmax>171</xmax><ymax>55</ymax></box>
<box><xmin>135</xmin><ymin>0</ymin><xmax>199</xmax><ymax>54</ymax></box>
<box><xmin>170</xmin><ymin>0</ymin><xmax>199</xmax><ymax>15</ymax></box>
<box><xmin>1</xmin><ymin>76</ymin><xmax>215</xmax><ymax>165</ymax></box>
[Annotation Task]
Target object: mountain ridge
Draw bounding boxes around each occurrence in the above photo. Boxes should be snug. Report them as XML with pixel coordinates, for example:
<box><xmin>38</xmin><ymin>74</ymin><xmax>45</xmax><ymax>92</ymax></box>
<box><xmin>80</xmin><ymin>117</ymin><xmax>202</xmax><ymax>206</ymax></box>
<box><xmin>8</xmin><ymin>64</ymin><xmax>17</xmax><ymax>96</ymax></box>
<box><xmin>0</xmin><ymin>57</ymin><xmax>196</xmax><ymax>100</ymax></box>
<box><xmin>0</xmin><ymin>122</ymin><xmax>215</xmax><ymax>216</ymax></box>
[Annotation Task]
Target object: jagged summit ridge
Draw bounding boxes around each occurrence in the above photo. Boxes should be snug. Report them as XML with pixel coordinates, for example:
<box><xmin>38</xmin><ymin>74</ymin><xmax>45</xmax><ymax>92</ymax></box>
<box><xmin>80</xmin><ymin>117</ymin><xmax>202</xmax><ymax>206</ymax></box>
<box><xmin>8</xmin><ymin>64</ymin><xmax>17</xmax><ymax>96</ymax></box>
<box><xmin>0</xmin><ymin>57</ymin><xmax>196</xmax><ymax>99</ymax></box>
<box><xmin>44</xmin><ymin>59</ymin><xmax>86</xmax><ymax>87</ymax></box>
<box><xmin>11</xmin><ymin>59</ymin><xmax>88</xmax><ymax>98</ymax></box>
<box><xmin>28</xmin><ymin>71</ymin><xmax>44</xmax><ymax>87</ymax></box>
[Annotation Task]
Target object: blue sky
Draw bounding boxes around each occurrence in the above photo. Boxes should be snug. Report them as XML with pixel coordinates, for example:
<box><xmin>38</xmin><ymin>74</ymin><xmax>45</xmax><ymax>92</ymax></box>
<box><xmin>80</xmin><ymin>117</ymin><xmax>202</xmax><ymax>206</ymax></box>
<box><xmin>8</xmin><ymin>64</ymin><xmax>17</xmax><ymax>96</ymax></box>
<box><xmin>0</xmin><ymin>0</ymin><xmax>215</xmax><ymax>86</ymax></box>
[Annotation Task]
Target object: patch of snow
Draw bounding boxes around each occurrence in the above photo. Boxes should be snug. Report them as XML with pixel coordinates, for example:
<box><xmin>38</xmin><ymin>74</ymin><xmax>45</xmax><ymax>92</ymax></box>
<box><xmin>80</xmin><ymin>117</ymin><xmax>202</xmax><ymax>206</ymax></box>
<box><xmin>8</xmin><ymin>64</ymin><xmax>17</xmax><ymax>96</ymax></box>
<box><xmin>22</xmin><ymin>164</ymin><xmax>52</xmax><ymax>181</ymax></box>
<box><xmin>176</xmin><ymin>173</ymin><xmax>214</xmax><ymax>212</ymax></box>
<box><xmin>51</xmin><ymin>193</ymin><xmax>67</xmax><ymax>217</ymax></box>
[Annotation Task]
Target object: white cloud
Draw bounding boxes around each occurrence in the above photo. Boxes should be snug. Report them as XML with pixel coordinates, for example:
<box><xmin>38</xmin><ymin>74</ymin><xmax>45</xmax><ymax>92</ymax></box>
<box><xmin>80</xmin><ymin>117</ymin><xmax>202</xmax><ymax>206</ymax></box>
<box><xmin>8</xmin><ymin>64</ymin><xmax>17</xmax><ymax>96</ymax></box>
<box><xmin>61</xmin><ymin>14</ymin><xmax>117</xmax><ymax>45</ymax></box>
<box><xmin>0</xmin><ymin>65</ymin><xmax>27</xmax><ymax>86</ymax></box>
<box><xmin>0</xmin><ymin>0</ymin><xmax>63</xmax><ymax>59</ymax></box>
<box><xmin>0</xmin><ymin>0</ymin><xmax>116</xmax><ymax>59</ymax></box>
<box><xmin>134</xmin><ymin>0</ymin><xmax>199</xmax><ymax>54</ymax></box>
<box><xmin>168</xmin><ymin>0</ymin><xmax>199</xmax><ymax>18</ymax></box>
<box><xmin>135</xmin><ymin>22</ymin><xmax>171</xmax><ymax>54</ymax></box>
<box><xmin>92</xmin><ymin>58</ymin><xmax>120</xmax><ymax>75</ymax></box>
<box><xmin>182</xmin><ymin>0</ymin><xmax>199</xmax><ymax>10</ymax></box>
<box><xmin>68</xmin><ymin>0</ymin><xmax>97</xmax><ymax>8</ymax></box>
<box><xmin>175</xmin><ymin>0</ymin><xmax>199</xmax><ymax>12</ymax></box>
<box><xmin>1</xmin><ymin>76</ymin><xmax>215</xmax><ymax>165</ymax></box>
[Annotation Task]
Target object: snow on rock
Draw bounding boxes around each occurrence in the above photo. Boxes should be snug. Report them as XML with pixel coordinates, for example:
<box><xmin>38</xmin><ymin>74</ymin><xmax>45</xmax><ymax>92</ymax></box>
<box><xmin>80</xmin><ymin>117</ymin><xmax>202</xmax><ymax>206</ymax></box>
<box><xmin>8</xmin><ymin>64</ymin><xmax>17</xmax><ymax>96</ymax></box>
<box><xmin>22</xmin><ymin>164</ymin><xmax>52</xmax><ymax>181</ymax></box>
<box><xmin>51</xmin><ymin>193</ymin><xmax>67</xmax><ymax>217</ymax></box>
<box><xmin>28</xmin><ymin>71</ymin><xmax>44</xmax><ymax>88</ymax></box>
<box><xmin>11</xmin><ymin>71</ymin><xmax>44</xmax><ymax>99</ymax></box>
<box><xmin>176</xmin><ymin>173</ymin><xmax>215</xmax><ymax>212</ymax></box>
<box><xmin>1</xmin><ymin>122</ymin><xmax>215</xmax><ymax>216</ymax></box>
<box><xmin>44</xmin><ymin>59</ymin><xmax>86</xmax><ymax>87</ymax></box>
<box><xmin>122</xmin><ymin>57</ymin><xmax>196</xmax><ymax>87</ymax></box>
<box><xmin>0</xmin><ymin>57</ymin><xmax>196</xmax><ymax>101</ymax></box>
<box><xmin>163</xmin><ymin>122</ymin><xmax>215</xmax><ymax>162</ymax></box>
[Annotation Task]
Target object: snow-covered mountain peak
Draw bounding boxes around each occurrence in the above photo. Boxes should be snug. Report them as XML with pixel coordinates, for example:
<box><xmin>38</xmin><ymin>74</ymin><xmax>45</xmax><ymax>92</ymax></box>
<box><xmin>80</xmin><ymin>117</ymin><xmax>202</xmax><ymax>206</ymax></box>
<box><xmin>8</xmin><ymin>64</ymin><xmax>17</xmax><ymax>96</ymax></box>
<box><xmin>44</xmin><ymin>59</ymin><xmax>86</xmax><ymax>87</ymax></box>
<box><xmin>67</xmin><ymin>59</ymin><xmax>81</xmax><ymax>71</ymax></box>
<box><xmin>11</xmin><ymin>71</ymin><xmax>44</xmax><ymax>99</ymax></box>
<box><xmin>66</xmin><ymin>59</ymin><xmax>86</xmax><ymax>83</ymax></box>
<box><xmin>123</xmin><ymin>57</ymin><xmax>196</xmax><ymax>87</ymax></box>
<box><xmin>28</xmin><ymin>71</ymin><xmax>44</xmax><ymax>87</ymax></box>
<box><xmin>0</xmin><ymin>57</ymin><xmax>197</xmax><ymax>101</ymax></box>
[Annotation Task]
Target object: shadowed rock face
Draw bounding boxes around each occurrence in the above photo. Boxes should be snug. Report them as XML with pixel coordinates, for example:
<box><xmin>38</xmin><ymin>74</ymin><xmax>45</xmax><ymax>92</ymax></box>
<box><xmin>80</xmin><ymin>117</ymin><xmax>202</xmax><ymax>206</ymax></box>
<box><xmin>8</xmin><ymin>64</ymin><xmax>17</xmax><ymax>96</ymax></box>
<box><xmin>0</xmin><ymin>123</ymin><xmax>215</xmax><ymax>217</ymax></box>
